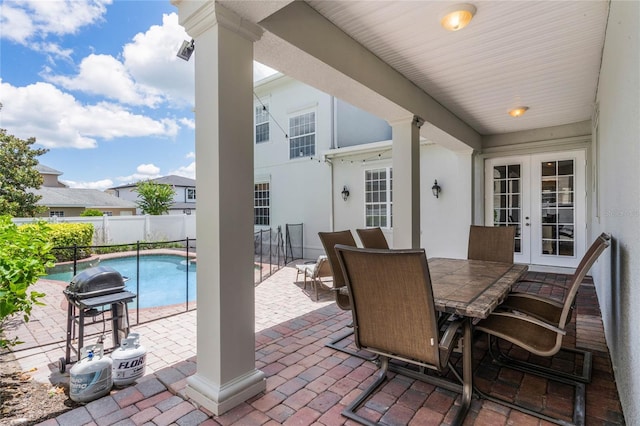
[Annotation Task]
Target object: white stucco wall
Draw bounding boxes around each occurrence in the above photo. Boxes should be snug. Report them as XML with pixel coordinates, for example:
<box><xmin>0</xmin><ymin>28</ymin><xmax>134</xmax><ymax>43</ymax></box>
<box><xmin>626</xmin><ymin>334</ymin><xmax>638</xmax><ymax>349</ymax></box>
<box><xmin>591</xmin><ymin>1</ymin><xmax>640</xmax><ymax>421</ymax></box>
<box><xmin>332</xmin><ymin>143</ymin><xmax>472</xmax><ymax>258</ymax></box>
<box><xmin>254</xmin><ymin>76</ymin><xmax>338</xmax><ymax>258</ymax></box>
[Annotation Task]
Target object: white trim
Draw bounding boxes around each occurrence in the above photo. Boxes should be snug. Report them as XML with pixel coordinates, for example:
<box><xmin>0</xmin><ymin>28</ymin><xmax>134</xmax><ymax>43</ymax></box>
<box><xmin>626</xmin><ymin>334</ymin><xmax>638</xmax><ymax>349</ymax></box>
<box><xmin>286</xmin><ymin>102</ymin><xmax>319</xmax><ymax>115</ymax></box>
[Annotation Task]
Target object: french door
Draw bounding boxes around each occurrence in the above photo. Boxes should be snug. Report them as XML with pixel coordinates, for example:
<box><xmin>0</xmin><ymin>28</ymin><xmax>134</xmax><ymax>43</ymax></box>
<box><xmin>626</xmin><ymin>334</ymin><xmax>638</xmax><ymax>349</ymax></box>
<box><xmin>485</xmin><ymin>151</ymin><xmax>586</xmax><ymax>267</ymax></box>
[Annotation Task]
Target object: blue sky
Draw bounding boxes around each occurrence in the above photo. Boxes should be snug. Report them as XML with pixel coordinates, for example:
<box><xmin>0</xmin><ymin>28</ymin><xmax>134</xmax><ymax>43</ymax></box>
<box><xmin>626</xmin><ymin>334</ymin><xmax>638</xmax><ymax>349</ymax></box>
<box><xmin>0</xmin><ymin>0</ymin><xmax>276</xmax><ymax>190</ymax></box>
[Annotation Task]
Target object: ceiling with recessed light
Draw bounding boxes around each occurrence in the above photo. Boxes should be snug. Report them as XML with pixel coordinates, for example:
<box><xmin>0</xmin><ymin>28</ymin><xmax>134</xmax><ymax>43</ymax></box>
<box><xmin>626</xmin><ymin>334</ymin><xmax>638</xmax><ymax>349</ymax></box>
<box><xmin>220</xmin><ymin>1</ymin><xmax>609</xmax><ymax>139</ymax></box>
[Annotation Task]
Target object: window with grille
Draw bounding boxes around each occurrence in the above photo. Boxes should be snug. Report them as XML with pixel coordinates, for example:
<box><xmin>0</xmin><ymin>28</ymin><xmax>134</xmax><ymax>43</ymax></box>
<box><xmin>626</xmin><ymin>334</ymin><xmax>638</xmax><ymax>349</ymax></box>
<box><xmin>49</xmin><ymin>211</ymin><xmax>65</xmax><ymax>217</ymax></box>
<box><xmin>255</xmin><ymin>103</ymin><xmax>270</xmax><ymax>144</ymax></box>
<box><xmin>289</xmin><ymin>111</ymin><xmax>315</xmax><ymax>159</ymax></box>
<box><xmin>254</xmin><ymin>182</ymin><xmax>270</xmax><ymax>226</ymax></box>
<box><xmin>365</xmin><ymin>167</ymin><xmax>393</xmax><ymax>228</ymax></box>
<box><xmin>187</xmin><ymin>188</ymin><xmax>196</xmax><ymax>202</ymax></box>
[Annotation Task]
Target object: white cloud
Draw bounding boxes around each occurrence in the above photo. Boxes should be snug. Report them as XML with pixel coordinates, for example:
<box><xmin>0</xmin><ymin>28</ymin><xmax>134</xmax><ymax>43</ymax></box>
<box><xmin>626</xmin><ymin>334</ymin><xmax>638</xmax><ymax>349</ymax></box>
<box><xmin>62</xmin><ymin>178</ymin><xmax>114</xmax><ymax>191</ymax></box>
<box><xmin>0</xmin><ymin>0</ymin><xmax>111</xmax><ymax>57</ymax></box>
<box><xmin>185</xmin><ymin>152</ymin><xmax>195</xmax><ymax>159</ymax></box>
<box><xmin>0</xmin><ymin>80</ymin><xmax>180</xmax><ymax>148</ymax></box>
<box><xmin>115</xmin><ymin>164</ymin><xmax>162</xmax><ymax>184</ymax></box>
<box><xmin>137</xmin><ymin>164</ymin><xmax>161</xmax><ymax>175</ymax></box>
<box><xmin>123</xmin><ymin>13</ymin><xmax>195</xmax><ymax>108</ymax></box>
<box><xmin>169</xmin><ymin>161</ymin><xmax>195</xmax><ymax>180</ymax></box>
<box><xmin>44</xmin><ymin>54</ymin><xmax>164</xmax><ymax>107</ymax></box>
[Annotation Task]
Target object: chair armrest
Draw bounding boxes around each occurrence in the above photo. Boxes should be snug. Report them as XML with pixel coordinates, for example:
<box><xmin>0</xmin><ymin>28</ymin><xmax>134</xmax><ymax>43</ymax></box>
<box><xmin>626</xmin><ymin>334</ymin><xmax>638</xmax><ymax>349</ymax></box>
<box><xmin>489</xmin><ymin>311</ymin><xmax>567</xmax><ymax>335</ymax></box>
<box><xmin>439</xmin><ymin>318</ymin><xmax>465</xmax><ymax>352</ymax></box>
<box><xmin>505</xmin><ymin>293</ymin><xmax>564</xmax><ymax>310</ymax></box>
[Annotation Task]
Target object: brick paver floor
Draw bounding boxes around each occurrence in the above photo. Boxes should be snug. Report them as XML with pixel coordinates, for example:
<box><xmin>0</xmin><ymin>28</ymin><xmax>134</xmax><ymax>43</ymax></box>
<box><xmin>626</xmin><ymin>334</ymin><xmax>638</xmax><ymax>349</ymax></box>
<box><xmin>2</xmin><ymin>264</ymin><xmax>626</xmax><ymax>425</ymax></box>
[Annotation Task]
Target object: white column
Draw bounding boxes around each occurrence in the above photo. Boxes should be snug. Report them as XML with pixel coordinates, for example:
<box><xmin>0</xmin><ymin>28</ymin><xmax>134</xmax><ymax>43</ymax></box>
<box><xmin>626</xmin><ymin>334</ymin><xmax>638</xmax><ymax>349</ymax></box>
<box><xmin>172</xmin><ymin>1</ymin><xmax>265</xmax><ymax>415</ymax></box>
<box><xmin>391</xmin><ymin>116</ymin><xmax>423</xmax><ymax>248</ymax></box>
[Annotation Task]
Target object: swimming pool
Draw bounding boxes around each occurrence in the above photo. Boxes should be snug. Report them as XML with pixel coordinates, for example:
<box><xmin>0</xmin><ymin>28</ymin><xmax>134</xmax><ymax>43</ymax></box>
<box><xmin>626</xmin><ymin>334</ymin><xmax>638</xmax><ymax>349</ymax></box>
<box><xmin>46</xmin><ymin>255</ymin><xmax>196</xmax><ymax>309</ymax></box>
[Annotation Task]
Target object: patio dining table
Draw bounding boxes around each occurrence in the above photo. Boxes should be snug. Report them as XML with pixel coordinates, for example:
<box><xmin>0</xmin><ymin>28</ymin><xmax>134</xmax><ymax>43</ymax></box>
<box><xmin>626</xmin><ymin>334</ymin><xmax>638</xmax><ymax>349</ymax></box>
<box><xmin>390</xmin><ymin>257</ymin><xmax>528</xmax><ymax>425</ymax></box>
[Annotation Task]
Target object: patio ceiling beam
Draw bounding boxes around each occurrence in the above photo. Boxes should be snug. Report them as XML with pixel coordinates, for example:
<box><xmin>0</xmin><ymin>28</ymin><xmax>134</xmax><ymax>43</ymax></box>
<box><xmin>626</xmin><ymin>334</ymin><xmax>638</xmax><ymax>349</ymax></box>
<box><xmin>256</xmin><ymin>1</ymin><xmax>481</xmax><ymax>152</ymax></box>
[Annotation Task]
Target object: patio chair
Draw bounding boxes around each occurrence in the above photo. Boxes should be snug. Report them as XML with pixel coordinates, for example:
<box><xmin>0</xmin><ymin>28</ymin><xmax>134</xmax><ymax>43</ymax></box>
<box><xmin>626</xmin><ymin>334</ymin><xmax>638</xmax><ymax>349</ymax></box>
<box><xmin>318</xmin><ymin>230</ymin><xmax>376</xmax><ymax>360</ymax></box>
<box><xmin>294</xmin><ymin>255</ymin><xmax>332</xmax><ymax>301</ymax></box>
<box><xmin>356</xmin><ymin>227</ymin><xmax>389</xmax><ymax>249</ymax></box>
<box><xmin>467</xmin><ymin>225</ymin><xmax>516</xmax><ymax>264</ymax></box>
<box><xmin>334</xmin><ymin>245</ymin><xmax>469</xmax><ymax>426</ymax></box>
<box><xmin>474</xmin><ymin>232</ymin><xmax>611</xmax><ymax>425</ymax></box>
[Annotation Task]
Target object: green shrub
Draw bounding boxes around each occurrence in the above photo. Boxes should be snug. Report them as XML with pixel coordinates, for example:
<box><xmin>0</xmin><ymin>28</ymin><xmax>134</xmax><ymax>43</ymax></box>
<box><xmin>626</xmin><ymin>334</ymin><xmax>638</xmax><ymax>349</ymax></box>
<box><xmin>21</xmin><ymin>222</ymin><xmax>94</xmax><ymax>262</ymax></box>
<box><xmin>80</xmin><ymin>209</ymin><xmax>104</xmax><ymax>217</ymax></box>
<box><xmin>0</xmin><ymin>216</ymin><xmax>55</xmax><ymax>348</ymax></box>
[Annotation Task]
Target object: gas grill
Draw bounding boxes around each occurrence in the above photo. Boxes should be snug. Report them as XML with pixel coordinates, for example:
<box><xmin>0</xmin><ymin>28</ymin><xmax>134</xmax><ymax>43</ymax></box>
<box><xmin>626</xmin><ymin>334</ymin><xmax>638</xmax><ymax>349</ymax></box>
<box><xmin>60</xmin><ymin>266</ymin><xmax>136</xmax><ymax>373</ymax></box>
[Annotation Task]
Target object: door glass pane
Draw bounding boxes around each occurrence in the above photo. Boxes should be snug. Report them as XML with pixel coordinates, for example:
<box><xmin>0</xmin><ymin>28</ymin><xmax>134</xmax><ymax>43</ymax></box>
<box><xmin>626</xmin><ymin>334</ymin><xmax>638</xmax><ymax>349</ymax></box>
<box><xmin>492</xmin><ymin>164</ymin><xmax>521</xmax><ymax>254</ymax></box>
<box><xmin>540</xmin><ymin>159</ymin><xmax>575</xmax><ymax>257</ymax></box>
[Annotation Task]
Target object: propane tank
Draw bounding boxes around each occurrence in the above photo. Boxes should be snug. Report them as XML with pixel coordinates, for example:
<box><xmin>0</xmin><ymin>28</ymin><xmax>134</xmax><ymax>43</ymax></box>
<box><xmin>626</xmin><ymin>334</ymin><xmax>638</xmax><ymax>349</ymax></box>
<box><xmin>69</xmin><ymin>344</ymin><xmax>113</xmax><ymax>403</ymax></box>
<box><xmin>111</xmin><ymin>332</ymin><xmax>146</xmax><ymax>386</ymax></box>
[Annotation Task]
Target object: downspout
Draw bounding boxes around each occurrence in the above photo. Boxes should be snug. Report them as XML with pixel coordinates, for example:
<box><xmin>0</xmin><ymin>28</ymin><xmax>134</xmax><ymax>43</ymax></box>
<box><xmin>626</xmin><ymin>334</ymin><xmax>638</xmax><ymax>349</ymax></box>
<box><xmin>329</xmin><ymin>96</ymin><xmax>337</xmax><ymax>231</ymax></box>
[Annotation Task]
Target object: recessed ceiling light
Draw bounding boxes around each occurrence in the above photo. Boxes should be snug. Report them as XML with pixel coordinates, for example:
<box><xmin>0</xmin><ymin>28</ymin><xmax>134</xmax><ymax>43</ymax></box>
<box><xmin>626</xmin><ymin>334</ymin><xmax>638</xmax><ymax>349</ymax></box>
<box><xmin>509</xmin><ymin>107</ymin><xmax>529</xmax><ymax>117</ymax></box>
<box><xmin>440</xmin><ymin>4</ymin><xmax>476</xmax><ymax>32</ymax></box>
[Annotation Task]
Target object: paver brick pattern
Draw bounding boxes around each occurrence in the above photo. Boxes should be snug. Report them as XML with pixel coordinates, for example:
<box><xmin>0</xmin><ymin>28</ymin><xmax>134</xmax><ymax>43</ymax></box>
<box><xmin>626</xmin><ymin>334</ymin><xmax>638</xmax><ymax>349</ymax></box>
<box><xmin>4</xmin><ymin>264</ymin><xmax>625</xmax><ymax>425</ymax></box>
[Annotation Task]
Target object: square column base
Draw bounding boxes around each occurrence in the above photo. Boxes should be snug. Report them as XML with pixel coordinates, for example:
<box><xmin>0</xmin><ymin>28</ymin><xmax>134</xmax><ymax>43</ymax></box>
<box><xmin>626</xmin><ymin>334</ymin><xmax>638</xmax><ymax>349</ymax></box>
<box><xmin>186</xmin><ymin>369</ymin><xmax>266</xmax><ymax>416</ymax></box>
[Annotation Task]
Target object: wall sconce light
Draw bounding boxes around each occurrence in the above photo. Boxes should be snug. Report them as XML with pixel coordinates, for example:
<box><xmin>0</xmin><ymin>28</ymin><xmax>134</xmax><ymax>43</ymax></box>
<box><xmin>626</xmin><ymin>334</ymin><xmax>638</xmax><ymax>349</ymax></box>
<box><xmin>177</xmin><ymin>39</ymin><xmax>195</xmax><ymax>61</ymax></box>
<box><xmin>431</xmin><ymin>180</ymin><xmax>441</xmax><ymax>198</ymax></box>
<box><xmin>341</xmin><ymin>185</ymin><xmax>350</xmax><ymax>201</ymax></box>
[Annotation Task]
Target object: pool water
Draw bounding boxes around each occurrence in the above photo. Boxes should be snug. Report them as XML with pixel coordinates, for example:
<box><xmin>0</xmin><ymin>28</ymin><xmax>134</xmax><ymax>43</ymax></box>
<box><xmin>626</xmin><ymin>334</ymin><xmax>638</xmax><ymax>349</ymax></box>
<box><xmin>46</xmin><ymin>255</ymin><xmax>196</xmax><ymax>309</ymax></box>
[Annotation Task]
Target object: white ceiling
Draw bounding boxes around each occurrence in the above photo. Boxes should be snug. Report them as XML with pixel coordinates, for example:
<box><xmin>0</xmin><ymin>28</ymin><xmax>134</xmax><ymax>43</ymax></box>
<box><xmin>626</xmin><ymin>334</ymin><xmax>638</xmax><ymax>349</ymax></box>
<box><xmin>221</xmin><ymin>1</ymin><xmax>609</xmax><ymax>138</ymax></box>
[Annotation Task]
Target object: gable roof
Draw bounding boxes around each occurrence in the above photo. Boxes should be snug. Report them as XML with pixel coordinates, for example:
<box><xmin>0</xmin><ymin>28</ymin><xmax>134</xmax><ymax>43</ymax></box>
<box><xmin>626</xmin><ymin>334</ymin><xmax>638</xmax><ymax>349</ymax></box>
<box><xmin>109</xmin><ymin>175</ymin><xmax>196</xmax><ymax>190</ymax></box>
<box><xmin>33</xmin><ymin>187</ymin><xmax>137</xmax><ymax>209</ymax></box>
<box><xmin>36</xmin><ymin>164</ymin><xmax>63</xmax><ymax>176</ymax></box>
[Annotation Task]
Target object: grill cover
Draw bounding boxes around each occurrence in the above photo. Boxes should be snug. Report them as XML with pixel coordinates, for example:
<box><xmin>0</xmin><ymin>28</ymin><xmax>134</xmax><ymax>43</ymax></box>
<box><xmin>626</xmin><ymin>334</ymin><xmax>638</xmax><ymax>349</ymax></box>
<box><xmin>67</xmin><ymin>266</ymin><xmax>126</xmax><ymax>299</ymax></box>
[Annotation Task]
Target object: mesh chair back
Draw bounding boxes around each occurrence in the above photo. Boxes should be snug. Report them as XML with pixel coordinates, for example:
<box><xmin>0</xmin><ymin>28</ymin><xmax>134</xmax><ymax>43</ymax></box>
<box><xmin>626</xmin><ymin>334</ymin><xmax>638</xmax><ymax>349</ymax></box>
<box><xmin>356</xmin><ymin>227</ymin><xmax>389</xmax><ymax>249</ymax></box>
<box><xmin>467</xmin><ymin>225</ymin><xmax>516</xmax><ymax>264</ymax></box>
<box><xmin>557</xmin><ymin>232</ymin><xmax>611</xmax><ymax>328</ymax></box>
<box><xmin>335</xmin><ymin>245</ymin><xmax>442</xmax><ymax>368</ymax></box>
<box><xmin>318</xmin><ymin>230</ymin><xmax>357</xmax><ymax>310</ymax></box>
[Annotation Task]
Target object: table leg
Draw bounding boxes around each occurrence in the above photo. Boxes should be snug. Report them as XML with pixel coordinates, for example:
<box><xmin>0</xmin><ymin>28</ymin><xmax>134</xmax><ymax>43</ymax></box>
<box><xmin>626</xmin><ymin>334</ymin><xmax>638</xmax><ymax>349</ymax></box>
<box><xmin>450</xmin><ymin>318</ymin><xmax>473</xmax><ymax>425</ymax></box>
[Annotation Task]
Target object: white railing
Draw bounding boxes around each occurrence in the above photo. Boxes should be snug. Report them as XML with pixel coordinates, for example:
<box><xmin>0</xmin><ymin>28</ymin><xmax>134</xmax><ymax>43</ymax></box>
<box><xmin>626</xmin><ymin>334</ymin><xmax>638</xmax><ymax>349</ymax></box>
<box><xmin>12</xmin><ymin>214</ymin><xmax>197</xmax><ymax>245</ymax></box>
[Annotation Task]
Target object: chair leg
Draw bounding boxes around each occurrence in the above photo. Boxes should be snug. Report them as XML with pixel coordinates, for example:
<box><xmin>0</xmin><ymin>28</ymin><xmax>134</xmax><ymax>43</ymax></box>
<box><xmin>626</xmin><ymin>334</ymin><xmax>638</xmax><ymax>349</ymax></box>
<box><xmin>342</xmin><ymin>357</ymin><xmax>389</xmax><ymax>426</ymax></box>
<box><xmin>474</xmin><ymin>334</ymin><xmax>588</xmax><ymax>426</ymax></box>
<box><xmin>487</xmin><ymin>334</ymin><xmax>592</xmax><ymax>384</ymax></box>
<box><xmin>325</xmin><ymin>328</ymin><xmax>378</xmax><ymax>361</ymax></box>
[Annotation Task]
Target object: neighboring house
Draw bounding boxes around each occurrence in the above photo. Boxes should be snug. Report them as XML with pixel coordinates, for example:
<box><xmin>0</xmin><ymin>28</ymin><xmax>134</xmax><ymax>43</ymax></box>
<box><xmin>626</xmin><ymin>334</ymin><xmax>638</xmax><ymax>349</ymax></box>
<box><xmin>32</xmin><ymin>165</ymin><xmax>136</xmax><ymax>217</ymax></box>
<box><xmin>253</xmin><ymin>74</ymin><xmax>391</xmax><ymax>249</ymax></box>
<box><xmin>108</xmin><ymin>175</ymin><xmax>196</xmax><ymax>215</ymax></box>
<box><xmin>175</xmin><ymin>1</ymin><xmax>638</xmax><ymax>421</ymax></box>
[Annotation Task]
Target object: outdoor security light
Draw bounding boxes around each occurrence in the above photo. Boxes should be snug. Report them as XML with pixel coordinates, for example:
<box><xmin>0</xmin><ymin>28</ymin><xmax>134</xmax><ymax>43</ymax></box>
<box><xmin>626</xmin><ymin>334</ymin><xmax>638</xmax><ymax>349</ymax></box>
<box><xmin>177</xmin><ymin>39</ymin><xmax>195</xmax><ymax>61</ymax></box>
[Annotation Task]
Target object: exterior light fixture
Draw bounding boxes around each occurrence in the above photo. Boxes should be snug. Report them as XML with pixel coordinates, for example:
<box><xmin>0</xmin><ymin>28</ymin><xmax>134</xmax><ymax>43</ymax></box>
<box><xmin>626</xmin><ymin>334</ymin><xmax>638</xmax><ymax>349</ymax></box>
<box><xmin>341</xmin><ymin>186</ymin><xmax>350</xmax><ymax>201</ymax></box>
<box><xmin>509</xmin><ymin>106</ymin><xmax>529</xmax><ymax>117</ymax></box>
<box><xmin>432</xmin><ymin>180</ymin><xmax>441</xmax><ymax>198</ymax></box>
<box><xmin>440</xmin><ymin>4</ymin><xmax>476</xmax><ymax>31</ymax></box>
<box><xmin>177</xmin><ymin>39</ymin><xmax>195</xmax><ymax>61</ymax></box>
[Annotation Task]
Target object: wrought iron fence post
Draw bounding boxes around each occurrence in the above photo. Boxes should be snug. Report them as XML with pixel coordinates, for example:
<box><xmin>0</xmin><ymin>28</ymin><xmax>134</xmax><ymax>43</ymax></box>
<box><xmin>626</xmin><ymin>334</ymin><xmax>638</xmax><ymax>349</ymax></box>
<box><xmin>185</xmin><ymin>237</ymin><xmax>189</xmax><ymax>311</ymax></box>
<box><xmin>136</xmin><ymin>241</ymin><xmax>140</xmax><ymax>324</ymax></box>
<box><xmin>73</xmin><ymin>244</ymin><xmax>78</xmax><ymax>276</ymax></box>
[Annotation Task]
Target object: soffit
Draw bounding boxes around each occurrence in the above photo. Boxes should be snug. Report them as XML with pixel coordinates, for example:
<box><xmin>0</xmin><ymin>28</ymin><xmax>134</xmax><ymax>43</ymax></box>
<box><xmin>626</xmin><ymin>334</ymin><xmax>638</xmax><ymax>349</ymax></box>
<box><xmin>304</xmin><ymin>1</ymin><xmax>609</xmax><ymax>136</ymax></box>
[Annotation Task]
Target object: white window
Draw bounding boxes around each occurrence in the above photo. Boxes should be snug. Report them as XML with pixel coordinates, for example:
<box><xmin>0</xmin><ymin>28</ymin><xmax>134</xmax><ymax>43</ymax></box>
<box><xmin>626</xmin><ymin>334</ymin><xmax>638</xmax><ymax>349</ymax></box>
<box><xmin>255</xmin><ymin>103</ymin><xmax>270</xmax><ymax>143</ymax></box>
<box><xmin>365</xmin><ymin>167</ymin><xmax>392</xmax><ymax>228</ymax></box>
<box><xmin>254</xmin><ymin>182</ymin><xmax>270</xmax><ymax>226</ymax></box>
<box><xmin>289</xmin><ymin>111</ymin><xmax>315</xmax><ymax>159</ymax></box>
<box><xmin>187</xmin><ymin>188</ymin><xmax>196</xmax><ymax>202</ymax></box>
<box><xmin>49</xmin><ymin>210</ymin><xmax>65</xmax><ymax>217</ymax></box>
<box><xmin>104</xmin><ymin>211</ymin><xmax>113</xmax><ymax>216</ymax></box>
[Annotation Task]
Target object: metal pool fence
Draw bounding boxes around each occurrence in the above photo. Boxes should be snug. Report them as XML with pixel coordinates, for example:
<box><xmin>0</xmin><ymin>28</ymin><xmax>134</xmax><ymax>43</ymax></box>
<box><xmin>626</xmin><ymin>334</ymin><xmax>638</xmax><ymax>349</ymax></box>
<box><xmin>49</xmin><ymin>224</ymin><xmax>304</xmax><ymax>325</ymax></box>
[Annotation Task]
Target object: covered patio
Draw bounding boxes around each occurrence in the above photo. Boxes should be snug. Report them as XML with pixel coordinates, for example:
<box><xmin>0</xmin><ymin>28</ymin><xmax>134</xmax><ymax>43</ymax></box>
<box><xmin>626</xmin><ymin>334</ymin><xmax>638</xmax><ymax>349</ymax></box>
<box><xmin>169</xmin><ymin>0</ymin><xmax>637</xmax><ymax>422</ymax></box>
<box><xmin>23</xmin><ymin>264</ymin><xmax>623</xmax><ymax>425</ymax></box>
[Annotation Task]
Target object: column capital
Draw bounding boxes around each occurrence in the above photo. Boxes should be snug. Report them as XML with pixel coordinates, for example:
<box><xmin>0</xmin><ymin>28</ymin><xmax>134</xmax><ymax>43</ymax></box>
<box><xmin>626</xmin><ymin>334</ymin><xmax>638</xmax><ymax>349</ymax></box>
<box><xmin>174</xmin><ymin>1</ymin><xmax>263</xmax><ymax>42</ymax></box>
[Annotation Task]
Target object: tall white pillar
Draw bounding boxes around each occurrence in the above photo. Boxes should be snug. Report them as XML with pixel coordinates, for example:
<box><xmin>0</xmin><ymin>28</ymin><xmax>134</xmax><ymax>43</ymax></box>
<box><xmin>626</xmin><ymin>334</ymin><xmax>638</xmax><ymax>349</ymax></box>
<box><xmin>172</xmin><ymin>1</ymin><xmax>265</xmax><ymax>415</ymax></box>
<box><xmin>391</xmin><ymin>116</ymin><xmax>423</xmax><ymax>248</ymax></box>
